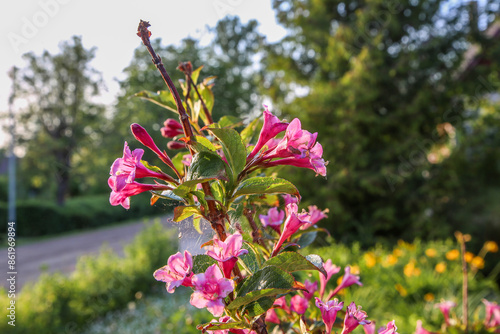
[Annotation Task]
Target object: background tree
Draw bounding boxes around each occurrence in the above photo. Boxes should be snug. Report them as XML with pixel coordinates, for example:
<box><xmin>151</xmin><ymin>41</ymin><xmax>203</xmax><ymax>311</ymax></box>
<box><xmin>16</xmin><ymin>36</ymin><xmax>106</xmax><ymax>205</ymax></box>
<box><xmin>263</xmin><ymin>0</ymin><xmax>500</xmax><ymax>244</ymax></box>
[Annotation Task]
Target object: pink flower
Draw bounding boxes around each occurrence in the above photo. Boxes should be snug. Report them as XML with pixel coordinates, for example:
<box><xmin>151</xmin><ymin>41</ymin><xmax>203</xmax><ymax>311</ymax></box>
<box><xmin>182</xmin><ymin>154</ymin><xmax>192</xmax><ymax>166</ymax></box>
<box><xmin>248</xmin><ymin>106</ymin><xmax>289</xmax><ymax>160</ymax></box>
<box><xmin>271</xmin><ymin>203</ymin><xmax>311</xmax><ymax>256</ymax></box>
<box><xmin>283</xmin><ymin>194</ymin><xmax>299</xmax><ymax>206</ymax></box>
<box><xmin>131</xmin><ymin>123</ymin><xmax>178</xmax><ymax>174</ymax></box>
<box><xmin>190</xmin><ymin>264</ymin><xmax>235</xmax><ymax>317</ymax></box>
<box><xmin>305</xmin><ymin>205</ymin><xmax>329</xmax><ymax>224</ymax></box>
<box><xmin>315</xmin><ymin>297</ymin><xmax>344</xmax><ymax>334</ymax></box>
<box><xmin>434</xmin><ymin>300</ymin><xmax>456</xmax><ymax>326</ymax></box>
<box><xmin>363</xmin><ymin>321</ymin><xmax>376</xmax><ymax>334</ymax></box>
<box><xmin>206</xmin><ymin>233</ymin><xmax>248</xmax><ymax>278</ymax></box>
<box><xmin>110</xmin><ymin>142</ymin><xmax>174</xmax><ymax>192</ymax></box>
<box><xmin>290</xmin><ymin>295</ymin><xmax>308</xmax><ymax>315</ymax></box>
<box><xmin>415</xmin><ymin>320</ymin><xmax>436</xmax><ymax>334</ymax></box>
<box><xmin>319</xmin><ymin>259</ymin><xmax>341</xmax><ymax>300</ymax></box>
<box><xmin>483</xmin><ymin>299</ymin><xmax>500</xmax><ymax>328</ymax></box>
<box><xmin>341</xmin><ymin>302</ymin><xmax>370</xmax><ymax>334</ymax></box>
<box><xmin>378</xmin><ymin>320</ymin><xmax>399</xmax><ymax>334</ymax></box>
<box><xmin>259</xmin><ymin>207</ymin><xmax>285</xmax><ymax>234</ymax></box>
<box><xmin>161</xmin><ymin>118</ymin><xmax>183</xmax><ymax>138</ymax></box>
<box><xmin>265</xmin><ymin>308</ymin><xmax>280</xmax><ymax>324</ymax></box>
<box><xmin>303</xmin><ymin>279</ymin><xmax>318</xmax><ymax>300</ymax></box>
<box><xmin>274</xmin><ymin>296</ymin><xmax>291</xmax><ymax>314</ymax></box>
<box><xmin>108</xmin><ymin>177</ymin><xmax>171</xmax><ymax>209</ymax></box>
<box><xmin>266</xmin><ymin>118</ymin><xmax>318</xmax><ymax>159</ymax></box>
<box><xmin>265</xmin><ymin>141</ymin><xmax>327</xmax><ymax>176</ymax></box>
<box><xmin>153</xmin><ymin>251</ymin><xmax>194</xmax><ymax>293</ymax></box>
<box><xmin>327</xmin><ymin>266</ymin><xmax>362</xmax><ymax>300</ymax></box>
<box><xmin>299</xmin><ymin>205</ymin><xmax>328</xmax><ymax>230</ymax></box>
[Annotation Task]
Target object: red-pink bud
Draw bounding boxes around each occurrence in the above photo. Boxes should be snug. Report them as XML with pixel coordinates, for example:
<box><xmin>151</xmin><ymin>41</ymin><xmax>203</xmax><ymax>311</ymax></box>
<box><xmin>161</xmin><ymin>118</ymin><xmax>184</xmax><ymax>138</ymax></box>
<box><xmin>167</xmin><ymin>140</ymin><xmax>186</xmax><ymax>150</ymax></box>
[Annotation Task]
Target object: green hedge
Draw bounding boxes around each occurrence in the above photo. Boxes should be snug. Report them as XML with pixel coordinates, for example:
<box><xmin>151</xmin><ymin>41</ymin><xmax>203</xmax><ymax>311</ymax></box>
<box><xmin>0</xmin><ymin>221</ymin><xmax>177</xmax><ymax>334</ymax></box>
<box><xmin>0</xmin><ymin>193</ymin><xmax>173</xmax><ymax>237</ymax></box>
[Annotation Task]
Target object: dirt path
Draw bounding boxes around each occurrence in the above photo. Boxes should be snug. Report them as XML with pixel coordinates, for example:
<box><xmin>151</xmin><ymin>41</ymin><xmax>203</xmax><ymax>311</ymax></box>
<box><xmin>1</xmin><ymin>217</ymin><xmax>173</xmax><ymax>290</ymax></box>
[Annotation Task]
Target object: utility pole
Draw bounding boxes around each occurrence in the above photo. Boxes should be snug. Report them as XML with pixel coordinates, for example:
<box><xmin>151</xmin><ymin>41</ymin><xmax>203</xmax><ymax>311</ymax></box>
<box><xmin>8</xmin><ymin>66</ymin><xmax>17</xmax><ymax>223</ymax></box>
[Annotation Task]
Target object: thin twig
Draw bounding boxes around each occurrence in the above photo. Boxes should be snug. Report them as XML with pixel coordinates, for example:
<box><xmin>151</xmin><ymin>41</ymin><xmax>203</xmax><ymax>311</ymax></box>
<box><xmin>460</xmin><ymin>236</ymin><xmax>469</xmax><ymax>333</ymax></box>
<box><xmin>179</xmin><ymin>61</ymin><xmax>214</xmax><ymax>125</ymax></box>
<box><xmin>243</xmin><ymin>207</ymin><xmax>268</xmax><ymax>251</ymax></box>
<box><xmin>137</xmin><ymin>20</ymin><xmax>195</xmax><ymax>152</ymax></box>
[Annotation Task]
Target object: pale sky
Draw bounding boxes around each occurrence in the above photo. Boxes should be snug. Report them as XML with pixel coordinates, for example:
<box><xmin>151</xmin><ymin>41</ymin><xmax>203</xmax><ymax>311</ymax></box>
<box><xmin>0</xmin><ymin>0</ymin><xmax>287</xmax><ymax>146</ymax></box>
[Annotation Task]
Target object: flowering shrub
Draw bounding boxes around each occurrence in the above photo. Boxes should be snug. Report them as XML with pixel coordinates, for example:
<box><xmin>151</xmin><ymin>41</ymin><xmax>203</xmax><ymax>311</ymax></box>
<box><xmin>106</xmin><ymin>20</ymin><xmax>499</xmax><ymax>334</ymax></box>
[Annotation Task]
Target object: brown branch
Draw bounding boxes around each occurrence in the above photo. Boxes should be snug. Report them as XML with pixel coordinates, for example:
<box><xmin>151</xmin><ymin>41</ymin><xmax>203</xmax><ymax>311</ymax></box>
<box><xmin>137</xmin><ymin>20</ymin><xmax>195</xmax><ymax>152</ymax></box>
<box><xmin>251</xmin><ymin>315</ymin><xmax>268</xmax><ymax>334</ymax></box>
<box><xmin>243</xmin><ymin>207</ymin><xmax>268</xmax><ymax>252</ymax></box>
<box><xmin>178</xmin><ymin>61</ymin><xmax>214</xmax><ymax>125</ymax></box>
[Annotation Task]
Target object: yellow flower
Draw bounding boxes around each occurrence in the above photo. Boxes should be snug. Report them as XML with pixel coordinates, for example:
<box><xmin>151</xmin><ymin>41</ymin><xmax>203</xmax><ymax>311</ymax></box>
<box><xmin>393</xmin><ymin>248</ymin><xmax>403</xmax><ymax>257</ymax></box>
<box><xmin>465</xmin><ymin>252</ymin><xmax>474</xmax><ymax>263</ymax></box>
<box><xmin>471</xmin><ymin>256</ymin><xmax>485</xmax><ymax>269</ymax></box>
<box><xmin>424</xmin><ymin>293</ymin><xmax>435</xmax><ymax>302</ymax></box>
<box><xmin>446</xmin><ymin>249</ymin><xmax>460</xmax><ymax>261</ymax></box>
<box><xmin>350</xmin><ymin>265</ymin><xmax>360</xmax><ymax>275</ymax></box>
<box><xmin>404</xmin><ymin>260</ymin><xmax>422</xmax><ymax>277</ymax></box>
<box><xmin>435</xmin><ymin>262</ymin><xmax>446</xmax><ymax>273</ymax></box>
<box><xmin>383</xmin><ymin>254</ymin><xmax>398</xmax><ymax>267</ymax></box>
<box><xmin>395</xmin><ymin>284</ymin><xmax>408</xmax><ymax>297</ymax></box>
<box><xmin>425</xmin><ymin>248</ymin><xmax>437</xmax><ymax>258</ymax></box>
<box><xmin>484</xmin><ymin>241</ymin><xmax>499</xmax><ymax>253</ymax></box>
<box><xmin>364</xmin><ymin>252</ymin><xmax>377</xmax><ymax>268</ymax></box>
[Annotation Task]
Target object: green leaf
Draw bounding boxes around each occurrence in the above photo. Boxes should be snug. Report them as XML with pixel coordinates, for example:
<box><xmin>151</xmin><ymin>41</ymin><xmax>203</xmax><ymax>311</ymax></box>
<box><xmin>133</xmin><ymin>90</ymin><xmax>178</xmax><ymax>113</ymax></box>
<box><xmin>207</xmin><ymin>127</ymin><xmax>246</xmax><ymax>184</ymax></box>
<box><xmin>228</xmin><ymin>266</ymin><xmax>296</xmax><ymax>310</ymax></box>
<box><xmin>191</xmin><ymin>135</ymin><xmax>216</xmax><ymax>153</ymax></box>
<box><xmin>173</xmin><ymin>206</ymin><xmax>200</xmax><ymax>222</ymax></box>
<box><xmin>172</xmin><ymin>183</ymin><xmax>195</xmax><ymax>198</ymax></box>
<box><xmin>297</xmin><ymin>231</ymin><xmax>318</xmax><ymax>249</ymax></box>
<box><xmin>232</xmin><ymin>177</ymin><xmax>300</xmax><ymax>199</ymax></box>
<box><xmin>155</xmin><ymin>189</ymin><xmax>184</xmax><ymax>202</ymax></box>
<box><xmin>186</xmin><ymin>151</ymin><xmax>226</xmax><ymax>182</ymax></box>
<box><xmin>263</xmin><ymin>252</ymin><xmax>327</xmax><ymax>277</ymax></box>
<box><xmin>218</xmin><ymin>115</ymin><xmax>242</xmax><ymax>128</ymax></box>
<box><xmin>197</xmin><ymin>320</ymin><xmax>247</xmax><ymax>332</ymax></box>
<box><xmin>192</xmin><ymin>254</ymin><xmax>217</xmax><ymax>274</ymax></box>
<box><xmin>199</xmin><ymin>84</ymin><xmax>214</xmax><ymax>114</ymax></box>
<box><xmin>210</xmin><ymin>181</ymin><xmax>225</xmax><ymax>204</ymax></box>
<box><xmin>191</xmin><ymin>66</ymin><xmax>203</xmax><ymax>85</ymax></box>
<box><xmin>171</xmin><ymin>152</ymin><xmax>187</xmax><ymax>177</ymax></box>
<box><xmin>240</xmin><ymin>116</ymin><xmax>262</xmax><ymax>145</ymax></box>
<box><xmin>242</xmin><ymin>297</ymin><xmax>274</xmax><ymax>318</ymax></box>
<box><xmin>140</xmin><ymin>160</ymin><xmax>164</xmax><ymax>174</ymax></box>
<box><xmin>239</xmin><ymin>242</ymin><xmax>261</xmax><ymax>274</ymax></box>
<box><xmin>192</xmin><ymin>216</ymin><xmax>202</xmax><ymax>234</ymax></box>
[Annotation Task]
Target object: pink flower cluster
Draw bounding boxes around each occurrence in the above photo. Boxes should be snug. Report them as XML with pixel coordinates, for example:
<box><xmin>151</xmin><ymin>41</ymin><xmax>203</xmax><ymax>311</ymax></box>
<box><xmin>154</xmin><ymin>232</ymin><xmax>249</xmax><ymax>317</ymax></box>
<box><xmin>108</xmin><ymin>124</ymin><xmax>182</xmax><ymax>209</ymax></box>
<box><xmin>259</xmin><ymin>194</ymin><xmax>328</xmax><ymax>257</ymax></box>
<box><xmin>248</xmin><ymin>107</ymin><xmax>328</xmax><ymax>177</ymax></box>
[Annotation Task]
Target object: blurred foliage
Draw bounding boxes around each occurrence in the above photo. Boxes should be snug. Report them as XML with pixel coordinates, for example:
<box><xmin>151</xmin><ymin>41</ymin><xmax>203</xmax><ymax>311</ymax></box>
<box><xmin>0</xmin><ymin>221</ymin><xmax>177</xmax><ymax>334</ymax></box>
<box><xmin>79</xmin><ymin>236</ymin><xmax>499</xmax><ymax>334</ymax></box>
<box><xmin>310</xmin><ymin>236</ymin><xmax>499</xmax><ymax>333</ymax></box>
<box><xmin>0</xmin><ymin>193</ymin><xmax>171</xmax><ymax>238</ymax></box>
<box><xmin>14</xmin><ymin>36</ymin><xmax>108</xmax><ymax>205</ymax></box>
<box><xmin>261</xmin><ymin>0</ymin><xmax>500</xmax><ymax>247</ymax></box>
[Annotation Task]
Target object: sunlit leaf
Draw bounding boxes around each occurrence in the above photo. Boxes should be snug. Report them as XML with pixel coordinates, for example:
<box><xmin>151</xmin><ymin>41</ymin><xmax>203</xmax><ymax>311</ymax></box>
<box><xmin>263</xmin><ymin>252</ymin><xmax>326</xmax><ymax>277</ymax></box>
<box><xmin>232</xmin><ymin>177</ymin><xmax>299</xmax><ymax>199</ymax></box>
